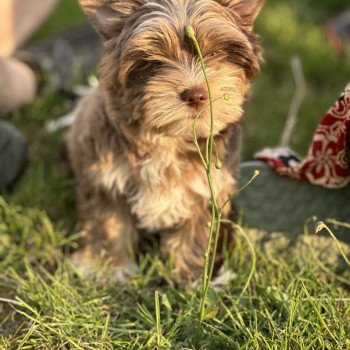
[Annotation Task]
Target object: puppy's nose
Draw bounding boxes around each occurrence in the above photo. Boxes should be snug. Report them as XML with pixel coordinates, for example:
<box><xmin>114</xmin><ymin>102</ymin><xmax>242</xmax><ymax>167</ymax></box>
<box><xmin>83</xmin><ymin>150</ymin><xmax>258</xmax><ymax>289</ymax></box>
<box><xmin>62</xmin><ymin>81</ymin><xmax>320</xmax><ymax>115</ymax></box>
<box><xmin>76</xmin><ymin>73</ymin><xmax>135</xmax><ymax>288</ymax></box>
<box><xmin>180</xmin><ymin>88</ymin><xmax>208</xmax><ymax>108</ymax></box>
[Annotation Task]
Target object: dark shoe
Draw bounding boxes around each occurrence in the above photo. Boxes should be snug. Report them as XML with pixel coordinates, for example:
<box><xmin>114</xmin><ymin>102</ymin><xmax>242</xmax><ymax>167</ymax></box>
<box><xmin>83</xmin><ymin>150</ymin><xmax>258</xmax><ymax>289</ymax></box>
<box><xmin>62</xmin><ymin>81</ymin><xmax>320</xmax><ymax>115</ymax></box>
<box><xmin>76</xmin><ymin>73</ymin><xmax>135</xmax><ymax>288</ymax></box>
<box><xmin>0</xmin><ymin>121</ymin><xmax>28</xmax><ymax>189</ymax></box>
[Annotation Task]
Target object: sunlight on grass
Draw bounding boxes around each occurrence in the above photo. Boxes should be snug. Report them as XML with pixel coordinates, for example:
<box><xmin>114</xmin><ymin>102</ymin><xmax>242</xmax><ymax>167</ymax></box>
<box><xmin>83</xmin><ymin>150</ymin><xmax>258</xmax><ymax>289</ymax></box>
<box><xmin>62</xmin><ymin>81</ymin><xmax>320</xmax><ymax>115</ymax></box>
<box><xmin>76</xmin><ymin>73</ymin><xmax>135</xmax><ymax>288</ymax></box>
<box><xmin>1</xmin><ymin>199</ymin><xmax>349</xmax><ymax>348</ymax></box>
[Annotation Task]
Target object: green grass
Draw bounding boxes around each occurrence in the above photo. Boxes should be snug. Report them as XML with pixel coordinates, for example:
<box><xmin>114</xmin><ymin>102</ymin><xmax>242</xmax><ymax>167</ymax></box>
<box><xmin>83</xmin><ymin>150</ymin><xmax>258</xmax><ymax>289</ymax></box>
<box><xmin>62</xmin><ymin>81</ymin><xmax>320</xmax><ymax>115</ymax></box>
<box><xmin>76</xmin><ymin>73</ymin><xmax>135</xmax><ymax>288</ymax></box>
<box><xmin>1</xmin><ymin>198</ymin><xmax>350</xmax><ymax>349</ymax></box>
<box><xmin>1</xmin><ymin>0</ymin><xmax>350</xmax><ymax>348</ymax></box>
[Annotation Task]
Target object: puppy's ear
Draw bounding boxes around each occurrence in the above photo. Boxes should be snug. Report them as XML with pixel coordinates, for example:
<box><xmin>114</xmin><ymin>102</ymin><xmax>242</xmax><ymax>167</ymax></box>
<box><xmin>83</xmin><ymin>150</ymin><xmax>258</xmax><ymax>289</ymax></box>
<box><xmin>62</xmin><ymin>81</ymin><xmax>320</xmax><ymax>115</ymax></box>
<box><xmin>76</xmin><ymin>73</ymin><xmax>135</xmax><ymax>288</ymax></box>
<box><xmin>216</xmin><ymin>0</ymin><xmax>264</xmax><ymax>29</ymax></box>
<box><xmin>78</xmin><ymin>0</ymin><xmax>144</xmax><ymax>40</ymax></box>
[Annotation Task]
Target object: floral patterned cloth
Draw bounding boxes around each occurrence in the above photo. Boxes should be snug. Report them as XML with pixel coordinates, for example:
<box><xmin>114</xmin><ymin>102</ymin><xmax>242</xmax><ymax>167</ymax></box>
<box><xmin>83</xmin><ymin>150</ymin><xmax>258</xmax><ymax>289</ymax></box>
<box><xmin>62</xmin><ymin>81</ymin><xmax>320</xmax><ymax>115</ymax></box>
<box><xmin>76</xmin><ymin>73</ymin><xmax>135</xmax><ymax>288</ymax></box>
<box><xmin>255</xmin><ymin>83</ymin><xmax>350</xmax><ymax>189</ymax></box>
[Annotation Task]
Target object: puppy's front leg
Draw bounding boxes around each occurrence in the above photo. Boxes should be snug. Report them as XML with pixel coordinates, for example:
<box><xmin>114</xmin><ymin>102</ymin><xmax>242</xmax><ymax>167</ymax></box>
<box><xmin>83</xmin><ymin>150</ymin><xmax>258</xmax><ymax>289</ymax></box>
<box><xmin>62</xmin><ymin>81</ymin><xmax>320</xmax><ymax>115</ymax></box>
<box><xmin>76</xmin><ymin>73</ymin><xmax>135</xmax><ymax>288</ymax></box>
<box><xmin>161</xmin><ymin>210</ymin><xmax>212</xmax><ymax>282</ymax></box>
<box><xmin>162</xmin><ymin>202</ymin><xmax>235</xmax><ymax>282</ymax></box>
<box><xmin>72</xmin><ymin>192</ymin><xmax>138</xmax><ymax>277</ymax></box>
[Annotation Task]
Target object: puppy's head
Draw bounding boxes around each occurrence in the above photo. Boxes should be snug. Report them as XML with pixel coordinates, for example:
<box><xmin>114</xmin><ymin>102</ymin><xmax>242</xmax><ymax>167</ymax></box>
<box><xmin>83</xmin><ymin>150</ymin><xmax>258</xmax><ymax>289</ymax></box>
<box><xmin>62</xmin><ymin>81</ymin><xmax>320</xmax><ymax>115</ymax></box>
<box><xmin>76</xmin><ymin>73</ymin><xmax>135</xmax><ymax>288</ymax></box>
<box><xmin>79</xmin><ymin>0</ymin><xmax>264</xmax><ymax>137</ymax></box>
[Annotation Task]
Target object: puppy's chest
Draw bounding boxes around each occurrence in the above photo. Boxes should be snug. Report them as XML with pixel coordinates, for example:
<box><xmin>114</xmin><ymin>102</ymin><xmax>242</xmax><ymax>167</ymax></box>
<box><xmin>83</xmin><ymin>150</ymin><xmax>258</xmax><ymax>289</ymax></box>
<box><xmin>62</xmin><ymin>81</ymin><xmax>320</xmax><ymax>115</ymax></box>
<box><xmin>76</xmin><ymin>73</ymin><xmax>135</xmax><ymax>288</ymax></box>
<box><xmin>99</xmin><ymin>149</ymin><xmax>213</xmax><ymax>230</ymax></box>
<box><xmin>130</xmin><ymin>154</ymin><xmax>204</xmax><ymax>230</ymax></box>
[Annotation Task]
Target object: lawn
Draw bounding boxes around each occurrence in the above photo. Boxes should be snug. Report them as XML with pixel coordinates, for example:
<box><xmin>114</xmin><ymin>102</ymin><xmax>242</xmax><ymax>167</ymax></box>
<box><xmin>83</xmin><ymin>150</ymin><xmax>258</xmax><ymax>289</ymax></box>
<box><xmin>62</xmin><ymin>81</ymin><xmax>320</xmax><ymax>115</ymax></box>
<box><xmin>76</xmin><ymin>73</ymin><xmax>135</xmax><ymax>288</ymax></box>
<box><xmin>1</xmin><ymin>0</ymin><xmax>350</xmax><ymax>349</ymax></box>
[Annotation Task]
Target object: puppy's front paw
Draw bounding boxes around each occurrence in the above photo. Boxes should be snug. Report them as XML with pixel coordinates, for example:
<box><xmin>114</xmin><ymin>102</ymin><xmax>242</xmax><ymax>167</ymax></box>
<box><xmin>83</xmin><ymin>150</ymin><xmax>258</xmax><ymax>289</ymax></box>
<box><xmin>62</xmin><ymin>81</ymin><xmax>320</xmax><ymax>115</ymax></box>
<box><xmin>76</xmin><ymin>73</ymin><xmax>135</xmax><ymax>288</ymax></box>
<box><xmin>70</xmin><ymin>247</ymin><xmax>137</xmax><ymax>281</ymax></box>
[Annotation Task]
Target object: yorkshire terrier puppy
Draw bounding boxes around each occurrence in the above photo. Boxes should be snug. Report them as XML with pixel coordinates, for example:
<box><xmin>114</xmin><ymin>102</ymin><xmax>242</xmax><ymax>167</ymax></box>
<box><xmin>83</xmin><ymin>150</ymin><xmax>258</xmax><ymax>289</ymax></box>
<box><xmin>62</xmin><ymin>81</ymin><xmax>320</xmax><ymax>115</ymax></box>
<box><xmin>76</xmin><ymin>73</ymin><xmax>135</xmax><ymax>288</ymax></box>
<box><xmin>66</xmin><ymin>0</ymin><xmax>263</xmax><ymax>281</ymax></box>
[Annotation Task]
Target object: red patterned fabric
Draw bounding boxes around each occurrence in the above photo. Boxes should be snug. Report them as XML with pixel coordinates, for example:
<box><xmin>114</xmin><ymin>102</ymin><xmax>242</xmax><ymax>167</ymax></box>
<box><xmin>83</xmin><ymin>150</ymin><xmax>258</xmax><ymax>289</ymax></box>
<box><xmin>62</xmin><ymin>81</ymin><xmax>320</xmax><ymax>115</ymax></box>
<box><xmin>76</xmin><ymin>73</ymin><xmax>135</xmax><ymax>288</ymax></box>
<box><xmin>256</xmin><ymin>83</ymin><xmax>350</xmax><ymax>189</ymax></box>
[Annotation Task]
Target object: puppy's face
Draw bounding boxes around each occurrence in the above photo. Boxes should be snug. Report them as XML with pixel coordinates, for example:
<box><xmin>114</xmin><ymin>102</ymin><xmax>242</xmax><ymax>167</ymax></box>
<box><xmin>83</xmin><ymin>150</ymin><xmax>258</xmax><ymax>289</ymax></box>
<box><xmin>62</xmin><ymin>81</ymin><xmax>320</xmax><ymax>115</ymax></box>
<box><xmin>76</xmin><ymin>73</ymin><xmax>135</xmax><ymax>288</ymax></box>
<box><xmin>79</xmin><ymin>0</ymin><xmax>263</xmax><ymax>137</ymax></box>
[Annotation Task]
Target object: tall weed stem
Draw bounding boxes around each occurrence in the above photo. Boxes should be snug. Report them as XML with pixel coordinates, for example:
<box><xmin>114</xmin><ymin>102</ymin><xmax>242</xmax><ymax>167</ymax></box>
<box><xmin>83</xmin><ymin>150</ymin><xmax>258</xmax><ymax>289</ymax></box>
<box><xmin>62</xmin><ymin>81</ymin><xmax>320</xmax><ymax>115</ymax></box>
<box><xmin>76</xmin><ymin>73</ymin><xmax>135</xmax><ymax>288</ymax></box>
<box><xmin>186</xmin><ymin>25</ymin><xmax>222</xmax><ymax>322</ymax></box>
<box><xmin>186</xmin><ymin>26</ymin><xmax>258</xmax><ymax>322</ymax></box>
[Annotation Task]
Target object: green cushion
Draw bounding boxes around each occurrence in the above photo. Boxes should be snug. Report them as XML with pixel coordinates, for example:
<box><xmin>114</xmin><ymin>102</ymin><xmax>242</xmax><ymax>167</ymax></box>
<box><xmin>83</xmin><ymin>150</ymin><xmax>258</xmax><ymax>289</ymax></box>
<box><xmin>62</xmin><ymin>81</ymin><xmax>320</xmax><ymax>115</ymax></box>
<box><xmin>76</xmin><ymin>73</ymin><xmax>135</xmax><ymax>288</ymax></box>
<box><xmin>235</xmin><ymin>161</ymin><xmax>350</xmax><ymax>244</ymax></box>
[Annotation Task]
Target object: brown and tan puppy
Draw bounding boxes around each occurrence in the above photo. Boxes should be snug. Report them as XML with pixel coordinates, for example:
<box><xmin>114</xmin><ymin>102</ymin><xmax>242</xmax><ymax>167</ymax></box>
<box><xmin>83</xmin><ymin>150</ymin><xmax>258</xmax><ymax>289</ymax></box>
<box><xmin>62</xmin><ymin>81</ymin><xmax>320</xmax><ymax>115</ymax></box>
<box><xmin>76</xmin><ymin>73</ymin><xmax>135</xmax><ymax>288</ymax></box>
<box><xmin>66</xmin><ymin>0</ymin><xmax>263</xmax><ymax>281</ymax></box>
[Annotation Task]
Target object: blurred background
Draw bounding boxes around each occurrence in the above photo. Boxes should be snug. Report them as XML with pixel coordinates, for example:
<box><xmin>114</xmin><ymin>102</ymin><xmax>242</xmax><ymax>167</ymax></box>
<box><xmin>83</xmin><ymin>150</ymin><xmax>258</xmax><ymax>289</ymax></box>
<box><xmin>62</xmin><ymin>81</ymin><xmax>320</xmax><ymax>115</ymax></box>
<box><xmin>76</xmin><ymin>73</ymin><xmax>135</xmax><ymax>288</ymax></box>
<box><xmin>1</xmin><ymin>0</ymin><xmax>350</xmax><ymax>224</ymax></box>
<box><xmin>245</xmin><ymin>0</ymin><xmax>350</xmax><ymax>158</ymax></box>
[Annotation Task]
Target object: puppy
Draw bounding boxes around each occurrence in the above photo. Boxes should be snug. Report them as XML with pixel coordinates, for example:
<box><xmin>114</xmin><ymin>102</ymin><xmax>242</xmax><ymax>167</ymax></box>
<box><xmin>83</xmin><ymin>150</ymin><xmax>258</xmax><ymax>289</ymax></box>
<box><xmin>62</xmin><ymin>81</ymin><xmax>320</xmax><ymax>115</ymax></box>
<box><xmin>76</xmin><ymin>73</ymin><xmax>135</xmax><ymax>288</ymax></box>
<box><xmin>66</xmin><ymin>0</ymin><xmax>263</xmax><ymax>281</ymax></box>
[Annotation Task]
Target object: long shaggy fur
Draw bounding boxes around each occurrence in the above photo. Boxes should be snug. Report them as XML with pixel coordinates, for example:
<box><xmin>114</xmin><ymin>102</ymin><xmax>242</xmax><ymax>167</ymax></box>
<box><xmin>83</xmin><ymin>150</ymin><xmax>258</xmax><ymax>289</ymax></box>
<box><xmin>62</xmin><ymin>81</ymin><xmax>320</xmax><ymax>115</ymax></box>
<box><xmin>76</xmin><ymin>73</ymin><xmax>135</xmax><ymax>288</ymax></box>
<box><xmin>67</xmin><ymin>0</ymin><xmax>263</xmax><ymax>280</ymax></box>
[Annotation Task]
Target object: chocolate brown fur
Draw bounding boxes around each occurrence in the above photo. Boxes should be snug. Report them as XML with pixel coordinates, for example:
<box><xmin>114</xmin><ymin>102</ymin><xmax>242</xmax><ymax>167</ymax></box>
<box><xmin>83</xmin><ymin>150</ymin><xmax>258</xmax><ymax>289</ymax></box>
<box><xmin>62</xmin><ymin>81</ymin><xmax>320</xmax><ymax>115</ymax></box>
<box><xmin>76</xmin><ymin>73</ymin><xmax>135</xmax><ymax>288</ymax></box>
<box><xmin>67</xmin><ymin>0</ymin><xmax>263</xmax><ymax>281</ymax></box>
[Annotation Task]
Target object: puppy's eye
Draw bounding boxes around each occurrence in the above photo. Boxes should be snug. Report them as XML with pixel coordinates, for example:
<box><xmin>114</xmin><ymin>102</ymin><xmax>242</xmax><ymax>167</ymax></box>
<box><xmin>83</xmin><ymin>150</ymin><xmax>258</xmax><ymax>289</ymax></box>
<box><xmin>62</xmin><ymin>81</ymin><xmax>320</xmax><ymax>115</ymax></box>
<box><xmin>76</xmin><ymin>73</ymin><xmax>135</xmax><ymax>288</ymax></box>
<box><xmin>154</xmin><ymin>60</ymin><xmax>163</xmax><ymax>66</ymax></box>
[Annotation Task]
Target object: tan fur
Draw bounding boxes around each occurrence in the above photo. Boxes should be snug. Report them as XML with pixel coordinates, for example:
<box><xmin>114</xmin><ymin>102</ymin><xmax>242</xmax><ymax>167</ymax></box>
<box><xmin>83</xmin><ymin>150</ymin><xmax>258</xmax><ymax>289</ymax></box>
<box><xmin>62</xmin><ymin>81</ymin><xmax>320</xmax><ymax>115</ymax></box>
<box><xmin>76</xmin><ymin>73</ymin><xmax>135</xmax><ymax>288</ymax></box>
<box><xmin>67</xmin><ymin>0</ymin><xmax>263</xmax><ymax>281</ymax></box>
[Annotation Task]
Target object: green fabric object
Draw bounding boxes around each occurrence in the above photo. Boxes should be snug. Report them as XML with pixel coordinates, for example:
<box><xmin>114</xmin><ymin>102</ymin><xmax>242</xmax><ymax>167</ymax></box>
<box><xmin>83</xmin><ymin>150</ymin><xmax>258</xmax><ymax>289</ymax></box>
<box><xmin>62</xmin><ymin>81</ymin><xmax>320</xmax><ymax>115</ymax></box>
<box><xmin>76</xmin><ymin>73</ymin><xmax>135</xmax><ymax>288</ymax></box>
<box><xmin>235</xmin><ymin>161</ymin><xmax>350</xmax><ymax>244</ymax></box>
